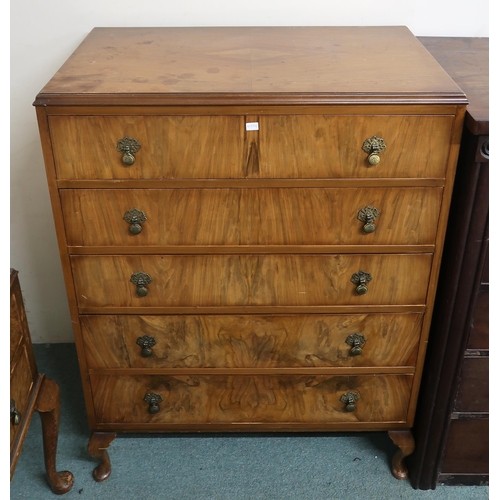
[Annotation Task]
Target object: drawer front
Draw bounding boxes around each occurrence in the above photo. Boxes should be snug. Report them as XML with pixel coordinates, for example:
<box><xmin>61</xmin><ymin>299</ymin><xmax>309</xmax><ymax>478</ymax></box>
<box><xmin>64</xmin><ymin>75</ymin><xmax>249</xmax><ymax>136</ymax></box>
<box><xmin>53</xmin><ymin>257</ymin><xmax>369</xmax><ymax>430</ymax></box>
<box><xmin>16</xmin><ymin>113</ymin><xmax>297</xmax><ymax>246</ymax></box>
<box><xmin>454</xmin><ymin>357</ymin><xmax>489</xmax><ymax>412</ymax></box>
<box><xmin>441</xmin><ymin>418</ymin><xmax>489</xmax><ymax>474</ymax></box>
<box><xmin>91</xmin><ymin>374</ymin><xmax>412</xmax><ymax>425</ymax></box>
<box><xmin>71</xmin><ymin>254</ymin><xmax>432</xmax><ymax>309</ymax></box>
<box><xmin>49</xmin><ymin>115</ymin><xmax>453</xmax><ymax>179</ymax></box>
<box><xmin>10</xmin><ymin>347</ymin><xmax>35</xmax><ymax>448</ymax></box>
<box><xmin>61</xmin><ymin>187</ymin><xmax>442</xmax><ymax>247</ymax></box>
<box><xmin>81</xmin><ymin>313</ymin><xmax>422</xmax><ymax>369</ymax></box>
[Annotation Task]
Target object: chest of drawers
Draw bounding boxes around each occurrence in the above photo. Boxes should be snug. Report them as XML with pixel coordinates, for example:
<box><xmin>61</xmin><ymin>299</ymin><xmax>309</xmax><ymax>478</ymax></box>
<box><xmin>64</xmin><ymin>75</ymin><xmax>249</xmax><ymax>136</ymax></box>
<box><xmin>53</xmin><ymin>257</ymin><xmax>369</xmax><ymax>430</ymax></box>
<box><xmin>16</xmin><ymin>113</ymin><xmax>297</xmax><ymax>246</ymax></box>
<box><xmin>34</xmin><ymin>26</ymin><xmax>466</xmax><ymax>482</ymax></box>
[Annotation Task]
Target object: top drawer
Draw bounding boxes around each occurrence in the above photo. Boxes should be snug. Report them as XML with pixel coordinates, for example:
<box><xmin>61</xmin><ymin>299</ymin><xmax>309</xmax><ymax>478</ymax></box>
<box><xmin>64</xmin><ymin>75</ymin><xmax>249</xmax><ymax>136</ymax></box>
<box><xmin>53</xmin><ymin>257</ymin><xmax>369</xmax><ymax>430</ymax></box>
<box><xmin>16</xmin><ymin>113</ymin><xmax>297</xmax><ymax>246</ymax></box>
<box><xmin>48</xmin><ymin>114</ymin><xmax>454</xmax><ymax>180</ymax></box>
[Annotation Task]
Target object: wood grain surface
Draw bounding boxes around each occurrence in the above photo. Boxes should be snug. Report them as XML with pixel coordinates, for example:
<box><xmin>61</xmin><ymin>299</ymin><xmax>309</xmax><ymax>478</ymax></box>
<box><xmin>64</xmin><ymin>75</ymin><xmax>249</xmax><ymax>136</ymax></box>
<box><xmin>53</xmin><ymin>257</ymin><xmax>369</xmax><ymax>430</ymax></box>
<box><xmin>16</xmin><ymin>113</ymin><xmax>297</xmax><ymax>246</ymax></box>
<box><xmin>10</xmin><ymin>349</ymin><xmax>34</xmax><ymax>448</ymax></box>
<box><xmin>71</xmin><ymin>254</ymin><xmax>433</xmax><ymax>309</ymax></box>
<box><xmin>34</xmin><ymin>27</ymin><xmax>465</xmax><ymax>106</ymax></box>
<box><xmin>90</xmin><ymin>373</ymin><xmax>413</xmax><ymax>424</ymax></box>
<box><xmin>61</xmin><ymin>187</ymin><xmax>442</xmax><ymax>247</ymax></box>
<box><xmin>80</xmin><ymin>313</ymin><xmax>422</xmax><ymax>369</ymax></box>
<box><xmin>49</xmin><ymin>114</ymin><xmax>453</xmax><ymax>179</ymax></box>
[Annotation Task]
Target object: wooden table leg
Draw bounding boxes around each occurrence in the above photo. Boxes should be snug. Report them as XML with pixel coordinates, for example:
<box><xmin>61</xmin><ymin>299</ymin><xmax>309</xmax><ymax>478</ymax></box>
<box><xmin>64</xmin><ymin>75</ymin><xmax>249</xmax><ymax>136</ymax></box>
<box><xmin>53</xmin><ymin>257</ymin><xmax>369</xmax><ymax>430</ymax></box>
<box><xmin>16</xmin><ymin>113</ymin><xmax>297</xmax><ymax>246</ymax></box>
<box><xmin>88</xmin><ymin>432</ymin><xmax>117</xmax><ymax>482</ymax></box>
<box><xmin>388</xmin><ymin>430</ymin><xmax>415</xmax><ymax>480</ymax></box>
<box><xmin>35</xmin><ymin>376</ymin><xmax>74</xmax><ymax>495</ymax></box>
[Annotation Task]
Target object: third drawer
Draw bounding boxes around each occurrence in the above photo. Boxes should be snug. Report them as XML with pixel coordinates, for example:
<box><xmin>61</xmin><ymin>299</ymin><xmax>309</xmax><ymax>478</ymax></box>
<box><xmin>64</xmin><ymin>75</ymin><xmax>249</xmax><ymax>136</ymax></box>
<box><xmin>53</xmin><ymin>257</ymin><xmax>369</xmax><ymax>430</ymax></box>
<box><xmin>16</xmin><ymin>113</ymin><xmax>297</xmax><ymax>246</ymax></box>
<box><xmin>71</xmin><ymin>253</ymin><xmax>433</xmax><ymax>309</ymax></box>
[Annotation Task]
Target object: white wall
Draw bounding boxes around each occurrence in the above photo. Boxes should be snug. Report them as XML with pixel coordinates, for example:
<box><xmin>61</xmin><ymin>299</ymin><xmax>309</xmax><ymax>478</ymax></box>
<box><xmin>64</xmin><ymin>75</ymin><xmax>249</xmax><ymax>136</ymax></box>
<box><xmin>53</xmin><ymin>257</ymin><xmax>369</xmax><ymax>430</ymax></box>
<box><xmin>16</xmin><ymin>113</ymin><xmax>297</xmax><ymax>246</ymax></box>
<box><xmin>10</xmin><ymin>1</ymin><xmax>489</xmax><ymax>343</ymax></box>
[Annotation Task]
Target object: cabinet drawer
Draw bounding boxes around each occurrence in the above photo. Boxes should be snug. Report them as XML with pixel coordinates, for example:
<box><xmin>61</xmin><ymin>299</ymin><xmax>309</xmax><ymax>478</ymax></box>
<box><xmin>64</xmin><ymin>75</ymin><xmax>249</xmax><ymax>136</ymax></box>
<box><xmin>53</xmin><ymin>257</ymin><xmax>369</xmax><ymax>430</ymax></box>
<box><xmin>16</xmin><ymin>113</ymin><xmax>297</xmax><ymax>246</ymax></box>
<box><xmin>91</xmin><ymin>374</ymin><xmax>413</xmax><ymax>425</ymax></box>
<box><xmin>71</xmin><ymin>254</ymin><xmax>432</xmax><ymax>309</ymax></box>
<box><xmin>61</xmin><ymin>187</ymin><xmax>442</xmax><ymax>247</ymax></box>
<box><xmin>10</xmin><ymin>347</ymin><xmax>35</xmax><ymax>448</ymax></box>
<box><xmin>81</xmin><ymin>313</ymin><xmax>422</xmax><ymax>369</ymax></box>
<box><xmin>454</xmin><ymin>357</ymin><xmax>489</xmax><ymax>412</ymax></box>
<box><xmin>49</xmin><ymin>114</ymin><xmax>453</xmax><ymax>180</ymax></box>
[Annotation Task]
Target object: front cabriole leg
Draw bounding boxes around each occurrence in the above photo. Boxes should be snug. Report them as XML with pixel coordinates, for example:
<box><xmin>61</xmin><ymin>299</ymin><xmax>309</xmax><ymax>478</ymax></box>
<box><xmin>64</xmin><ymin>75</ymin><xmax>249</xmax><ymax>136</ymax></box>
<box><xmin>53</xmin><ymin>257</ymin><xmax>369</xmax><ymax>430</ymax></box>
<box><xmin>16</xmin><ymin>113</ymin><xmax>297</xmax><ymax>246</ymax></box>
<box><xmin>388</xmin><ymin>430</ymin><xmax>415</xmax><ymax>480</ymax></box>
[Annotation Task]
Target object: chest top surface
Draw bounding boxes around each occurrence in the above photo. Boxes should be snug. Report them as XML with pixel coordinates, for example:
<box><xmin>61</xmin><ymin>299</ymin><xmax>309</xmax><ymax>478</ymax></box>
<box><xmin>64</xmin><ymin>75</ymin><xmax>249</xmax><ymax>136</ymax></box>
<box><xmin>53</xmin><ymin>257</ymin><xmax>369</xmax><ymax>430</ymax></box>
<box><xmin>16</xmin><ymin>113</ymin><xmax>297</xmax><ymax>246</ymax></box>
<box><xmin>34</xmin><ymin>26</ymin><xmax>466</xmax><ymax>106</ymax></box>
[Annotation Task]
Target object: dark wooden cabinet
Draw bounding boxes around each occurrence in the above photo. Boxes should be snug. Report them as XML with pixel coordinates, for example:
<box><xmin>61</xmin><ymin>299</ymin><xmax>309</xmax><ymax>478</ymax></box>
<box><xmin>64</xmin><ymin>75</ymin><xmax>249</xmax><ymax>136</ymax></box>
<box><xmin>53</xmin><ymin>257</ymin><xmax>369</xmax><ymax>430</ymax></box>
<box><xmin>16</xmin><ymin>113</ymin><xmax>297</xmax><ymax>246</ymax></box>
<box><xmin>410</xmin><ymin>37</ymin><xmax>489</xmax><ymax>488</ymax></box>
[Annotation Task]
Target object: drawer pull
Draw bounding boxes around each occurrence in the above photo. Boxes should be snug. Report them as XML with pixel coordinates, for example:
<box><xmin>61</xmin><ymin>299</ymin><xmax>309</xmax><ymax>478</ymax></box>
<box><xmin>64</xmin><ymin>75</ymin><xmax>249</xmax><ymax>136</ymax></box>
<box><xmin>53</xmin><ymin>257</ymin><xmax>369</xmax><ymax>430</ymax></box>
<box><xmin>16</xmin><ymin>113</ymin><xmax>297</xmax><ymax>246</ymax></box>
<box><xmin>123</xmin><ymin>208</ymin><xmax>147</xmax><ymax>235</ymax></box>
<box><xmin>362</xmin><ymin>136</ymin><xmax>386</xmax><ymax>165</ymax></box>
<box><xmin>143</xmin><ymin>392</ymin><xmax>163</xmax><ymax>414</ymax></box>
<box><xmin>357</xmin><ymin>206</ymin><xmax>380</xmax><ymax>233</ymax></box>
<box><xmin>345</xmin><ymin>333</ymin><xmax>366</xmax><ymax>356</ymax></box>
<box><xmin>351</xmin><ymin>271</ymin><xmax>372</xmax><ymax>295</ymax></box>
<box><xmin>117</xmin><ymin>137</ymin><xmax>141</xmax><ymax>166</ymax></box>
<box><xmin>136</xmin><ymin>335</ymin><xmax>157</xmax><ymax>357</ymax></box>
<box><xmin>130</xmin><ymin>272</ymin><xmax>152</xmax><ymax>297</ymax></box>
<box><xmin>340</xmin><ymin>391</ymin><xmax>359</xmax><ymax>412</ymax></box>
<box><xmin>10</xmin><ymin>399</ymin><xmax>21</xmax><ymax>425</ymax></box>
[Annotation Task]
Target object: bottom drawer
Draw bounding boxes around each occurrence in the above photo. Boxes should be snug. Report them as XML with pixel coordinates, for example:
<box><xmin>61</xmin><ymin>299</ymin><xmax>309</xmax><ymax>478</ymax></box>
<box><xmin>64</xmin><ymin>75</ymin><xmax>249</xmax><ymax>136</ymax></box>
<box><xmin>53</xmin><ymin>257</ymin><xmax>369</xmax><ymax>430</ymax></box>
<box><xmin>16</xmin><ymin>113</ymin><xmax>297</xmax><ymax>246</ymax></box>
<box><xmin>91</xmin><ymin>374</ymin><xmax>412</xmax><ymax>426</ymax></box>
<box><xmin>441</xmin><ymin>418</ymin><xmax>489</xmax><ymax>474</ymax></box>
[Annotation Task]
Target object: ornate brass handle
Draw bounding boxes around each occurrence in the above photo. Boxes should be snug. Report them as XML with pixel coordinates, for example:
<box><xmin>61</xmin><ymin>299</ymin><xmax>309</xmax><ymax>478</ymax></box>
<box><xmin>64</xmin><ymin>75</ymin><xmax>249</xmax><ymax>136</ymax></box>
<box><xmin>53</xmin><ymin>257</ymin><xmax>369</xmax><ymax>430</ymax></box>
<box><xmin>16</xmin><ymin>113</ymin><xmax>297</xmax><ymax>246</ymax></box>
<box><xmin>130</xmin><ymin>272</ymin><xmax>152</xmax><ymax>297</ymax></box>
<box><xmin>144</xmin><ymin>392</ymin><xmax>163</xmax><ymax>414</ymax></box>
<box><xmin>351</xmin><ymin>271</ymin><xmax>372</xmax><ymax>295</ymax></box>
<box><xmin>345</xmin><ymin>333</ymin><xmax>366</xmax><ymax>356</ymax></box>
<box><xmin>117</xmin><ymin>137</ymin><xmax>141</xmax><ymax>166</ymax></box>
<box><xmin>136</xmin><ymin>335</ymin><xmax>157</xmax><ymax>357</ymax></box>
<box><xmin>341</xmin><ymin>391</ymin><xmax>359</xmax><ymax>412</ymax></box>
<box><xmin>357</xmin><ymin>206</ymin><xmax>380</xmax><ymax>233</ymax></box>
<box><xmin>10</xmin><ymin>399</ymin><xmax>21</xmax><ymax>425</ymax></box>
<box><xmin>362</xmin><ymin>136</ymin><xmax>386</xmax><ymax>165</ymax></box>
<box><xmin>124</xmin><ymin>208</ymin><xmax>147</xmax><ymax>235</ymax></box>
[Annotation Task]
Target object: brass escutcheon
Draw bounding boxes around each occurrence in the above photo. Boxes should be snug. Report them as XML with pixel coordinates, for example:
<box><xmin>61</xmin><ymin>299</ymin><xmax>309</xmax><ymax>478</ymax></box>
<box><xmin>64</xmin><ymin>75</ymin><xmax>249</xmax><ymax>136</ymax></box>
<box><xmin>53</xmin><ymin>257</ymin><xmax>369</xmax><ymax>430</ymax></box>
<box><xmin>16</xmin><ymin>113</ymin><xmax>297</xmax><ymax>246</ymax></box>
<box><xmin>351</xmin><ymin>271</ymin><xmax>372</xmax><ymax>295</ymax></box>
<box><xmin>143</xmin><ymin>392</ymin><xmax>163</xmax><ymax>414</ymax></box>
<box><xmin>130</xmin><ymin>271</ymin><xmax>152</xmax><ymax>297</ymax></box>
<box><xmin>136</xmin><ymin>335</ymin><xmax>157</xmax><ymax>357</ymax></box>
<box><xmin>362</xmin><ymin>136</ymin><xmax>386</xmax><ymax>165</ymax></box>
<box><xmin>124</xmin><ymin>208</ymin><xmax>147</xmax><ymax>235</ymax></box>
<box><xmin>340</xmin><ymin>391</ymin><xmax>359</xmax><ymax>412</ymax></box>
<box><xmin>117</xmin><ymin>137</ymin><xmax>141</xmax><ymax>166</ymax></box>
<box><xmin>345</xmin><ymin>333</ymin><xmax>366</xmax><ymax>356</ymax></box>
<box><xmin>357</xmin><ymin>206</ymin><xmax>380</xmax><ymax>233</ymax></box>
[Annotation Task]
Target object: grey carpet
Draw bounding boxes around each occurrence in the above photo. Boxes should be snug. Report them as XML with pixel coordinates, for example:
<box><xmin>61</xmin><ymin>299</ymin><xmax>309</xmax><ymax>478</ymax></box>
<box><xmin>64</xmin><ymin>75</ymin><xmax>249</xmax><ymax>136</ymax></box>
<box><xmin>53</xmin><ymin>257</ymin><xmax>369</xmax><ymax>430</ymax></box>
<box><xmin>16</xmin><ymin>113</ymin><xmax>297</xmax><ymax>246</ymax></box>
<box><xmin>10</xmin><ymin>344</ymin><xmax>489</xmax><ymax>499</ymax></box>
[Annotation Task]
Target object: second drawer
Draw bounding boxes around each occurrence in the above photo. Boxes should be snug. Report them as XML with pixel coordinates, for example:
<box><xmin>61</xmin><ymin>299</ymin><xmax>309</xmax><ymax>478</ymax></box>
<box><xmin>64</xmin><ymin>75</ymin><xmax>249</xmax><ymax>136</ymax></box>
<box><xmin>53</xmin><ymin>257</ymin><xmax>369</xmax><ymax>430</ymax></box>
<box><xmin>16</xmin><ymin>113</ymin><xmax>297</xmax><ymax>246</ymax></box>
<box><xmin>61</xmin><ymin>187</ymin><xmax>442</xmax><ymax>247</ymax></box>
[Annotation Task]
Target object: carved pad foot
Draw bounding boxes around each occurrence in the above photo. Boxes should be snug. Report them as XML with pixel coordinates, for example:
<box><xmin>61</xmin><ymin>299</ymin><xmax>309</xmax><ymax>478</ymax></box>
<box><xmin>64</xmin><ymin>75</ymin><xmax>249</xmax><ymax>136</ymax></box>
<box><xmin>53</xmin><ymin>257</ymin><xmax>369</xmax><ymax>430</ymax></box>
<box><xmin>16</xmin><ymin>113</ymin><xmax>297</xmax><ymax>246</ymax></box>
<box><xmin>388</xmin><ymin>430</ymin><xmax>415</xmax><ymax>480</ymax></box>
<box><xmin>88</xmin><ymin>432</ymin><xmax>116</xmax><ymax>482</ymax></box>
<box><xmin>35</xmin><ymin>376</ymin><xmax>75</xmax><ymax>494</ymax></box>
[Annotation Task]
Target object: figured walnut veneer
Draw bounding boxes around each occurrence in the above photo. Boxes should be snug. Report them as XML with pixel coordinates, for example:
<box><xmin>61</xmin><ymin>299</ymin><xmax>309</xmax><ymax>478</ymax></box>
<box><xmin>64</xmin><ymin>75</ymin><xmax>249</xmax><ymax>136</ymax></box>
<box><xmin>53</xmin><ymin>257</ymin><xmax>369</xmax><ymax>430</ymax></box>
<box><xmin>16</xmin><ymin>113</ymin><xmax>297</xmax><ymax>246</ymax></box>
<box><xmin>34</xmin><ymin>26</ymin><xmax>466</xmax><ymax>482</ymax></box>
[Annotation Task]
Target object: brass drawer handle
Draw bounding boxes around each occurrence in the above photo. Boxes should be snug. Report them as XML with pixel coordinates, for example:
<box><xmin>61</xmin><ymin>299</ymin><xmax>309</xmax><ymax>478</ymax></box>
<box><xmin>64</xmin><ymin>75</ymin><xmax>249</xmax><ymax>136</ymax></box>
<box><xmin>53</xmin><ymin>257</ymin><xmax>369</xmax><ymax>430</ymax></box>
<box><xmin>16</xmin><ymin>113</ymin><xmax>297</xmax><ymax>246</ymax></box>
<box><xmin>362</xmin><ymin>136</ymin><xmax>386</xmax><ymax>165</ymax></box>
<box><xmin>136</xmin><ymin>335</ymin><xmax>157</xmax><ymax>357</ymax></box>
<box><xmin>351</xmin><ymin>271</ymin><xmax>372</xmax><ymax>295</ymax></box>
<box><xmin>345</xmin><ymin>333</ymin><xmax>366</xmax><ymax>356</ymax></box>
<box><xmin>117</xmin><ymin>137</ymin><xmax>141</xmax><ymax>166</ymax></box>
<box><xmin>124</xmin><ymin>208</ymin><xmax>147</xmax><ymax>235</ymax></box>
<box><xmin>357</xmin><ymin>206</ymin><xmax>380</xmax><ymax>233</ymax></box>
<box><xmin>341</xmin><ymin>391</ymin><xmax>359</xmax><ymax>412</ymax></box>
<box><xmin>130</xmin><ymin>272</ymin><xmax>152</xmax><ymax>297</ymax></box>
<box><xmin>10</xmin><ymin>399</ymin><xmax>21</xmax><ymax>425</ymax></box>
<box><xmin>144</xmin><ymin>392</ymin><xmax>163</xmax><ymax>414</ymax></box>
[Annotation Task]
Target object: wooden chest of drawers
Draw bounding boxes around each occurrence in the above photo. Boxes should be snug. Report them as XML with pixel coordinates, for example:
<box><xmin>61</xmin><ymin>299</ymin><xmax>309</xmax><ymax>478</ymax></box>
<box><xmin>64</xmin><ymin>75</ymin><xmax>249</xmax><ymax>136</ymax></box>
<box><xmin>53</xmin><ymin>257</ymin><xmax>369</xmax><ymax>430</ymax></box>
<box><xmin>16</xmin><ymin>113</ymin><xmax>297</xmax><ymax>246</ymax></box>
<box><xmin>34</xmin><ymin>26</ymin><xmax>466</xmax><ymax>482</ymax></box>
